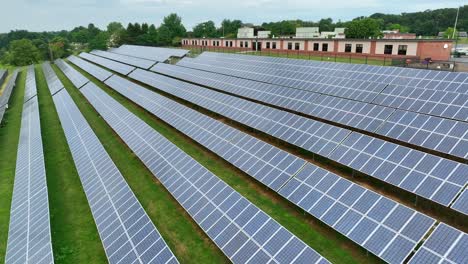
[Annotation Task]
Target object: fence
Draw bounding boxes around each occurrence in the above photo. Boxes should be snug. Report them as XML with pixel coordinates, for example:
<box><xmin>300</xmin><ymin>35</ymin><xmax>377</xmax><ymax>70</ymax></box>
<box><xmin>179</xmin><ymin>46</ymin><xmax>459</xmax><ymax>72</ymax></box>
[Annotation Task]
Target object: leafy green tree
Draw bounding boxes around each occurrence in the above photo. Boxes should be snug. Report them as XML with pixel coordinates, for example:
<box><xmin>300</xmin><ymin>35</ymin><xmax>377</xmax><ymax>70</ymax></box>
<box><xmin>218</xmin><ymin>19</ymin><xmax>242</xmax><ymax>37</ymax></box>
<box><xmin>345</xmin><ymin>17</ymin><xmax>383</xmax><ymax>38</ymax></box>
<box><xmin>158</xmin><ymin>13</ymin><xmax>186</xmax><ymax>46</ymax></box>
<box><xmin>89</xmin><ymin>31</ymin><xmax>109</xmax><ymax>50</ymax></box>
<box><xmin>6</xmin><ymin>39</ymin><xmax>40</xmax><ymax>66</ymax></box>
<box><xmin>443</xmin><ymin>27</ymin><xmax>458</xmax><ymax>39</ymax></box>
<box><xmin>388</xmin><ymin>23</ymin><xmax>410</xmax><ymax>33</ymax></box>
<box><xmin>49</xmin><ymin>36</ymin><xmax>70</xmax><ymax>59</ymax></box>
<box><xmin>107</xmin><ymin>22</ymin><xmax>124</xmax><ymax>34</ymax></box>
<box><xmin>193</xmin><ymin>21</ymin><xmax>218</xmax><ymax>38</ymax></box>
<box><xmin>318</xmin><ymin>18</ymin><xmax>334</xmax><ymax>31</ymax></box>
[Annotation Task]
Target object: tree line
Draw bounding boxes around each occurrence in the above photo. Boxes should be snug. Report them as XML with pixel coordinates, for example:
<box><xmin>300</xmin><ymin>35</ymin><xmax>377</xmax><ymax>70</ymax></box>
<box><xmin>1</xmin><ymin>5</ymin><xmax>466</xmax><ymax>66</ymax></box>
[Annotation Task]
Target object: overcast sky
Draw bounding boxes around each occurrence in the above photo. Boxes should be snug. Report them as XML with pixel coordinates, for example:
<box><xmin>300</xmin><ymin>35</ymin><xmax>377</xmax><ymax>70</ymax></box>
<box><xmin>1</xmin><ymin>0</ymin><xmax>462</xmax><ymax>33</ymax></box>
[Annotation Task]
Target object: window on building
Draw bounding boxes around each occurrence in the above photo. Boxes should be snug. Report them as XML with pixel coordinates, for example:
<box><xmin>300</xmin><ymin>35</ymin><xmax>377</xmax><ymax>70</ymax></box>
<box><xmin>384</xmin><ymin>45</ymin><xmax>393</xmax><ymax>54</ymax></box>
<box><xmin>398</xmin><ymin>45</ymin><xmax>407</xmax><ymax>55</ymax></box>
<box><xmin>272</xmin><ymin>42</ymin><xmax>277</xmax><ymax>49</ymax></box>
<box><xmin>288</xmin><ymin>42</ymin><xmax>293</xmax><ymax>50</ymax></box>
<box><xmin>295</xmin><ymin>43</ymin><xmax>300</xmax><ymax>50</ymax></box>
<box><xmin>345</xmin><ymin>44</ymin><xmax>352</xmax><ymax>52</ymax></box>
<box><xmin>245</xmin><ymin>41</ymin><xmax>249</xmax><ymax>48</ymax></box>
<box><xmin>266</xmin><ymin>42</ymin><xmax>271</xmax><ymax>49</ymax></box>
<box><xmin>313</xmin><ymin>43</ymin><xmax>319</xmax><ymax>51</ymax></box>
<box><xmin>356</xmin><ymin>44</ymin><xmax>363</xmax><ymax>53</ymax></box>
<box><xmin>322</xmin><ymin>43</ymin><xmax>328</xmax><ymax>52</ymax></box>
<box><xmin>240</xmin><ymin>41</ymin><xmax>244</xmax><ymax>48</ymax></box>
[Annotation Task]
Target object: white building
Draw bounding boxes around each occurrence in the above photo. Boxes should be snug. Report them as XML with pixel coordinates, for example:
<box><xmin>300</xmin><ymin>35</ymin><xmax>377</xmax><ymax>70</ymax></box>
<box><xmin>296</xmin><ymin>27</ymin><xmax>320</xmax><ymax>38</ymax></box>
<box><xmin>237</xmin><ymin>27</ymin><xmax>255</xmax><ymax>38</ymax></box>
<box><xmin>257</xmin><ymin>31</ymin><xmax>271</xmax><ymax>38</ymax></box>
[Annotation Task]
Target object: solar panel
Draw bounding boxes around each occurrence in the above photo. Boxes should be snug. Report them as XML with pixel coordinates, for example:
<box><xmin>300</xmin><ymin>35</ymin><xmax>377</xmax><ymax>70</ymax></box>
<box><xmin>151</xmin><ymin>63</ymin><xmax>395</xmax><ymax>133</ymax></box>
<box><xmin>67</xmin><ymin>55</ymin><xmax>113</xmax><ymax>82</ymax></box>
<box><xmin>328</xmin><ymin>133</ymin><xmax>467</xmax><ymax>207</ymax></box>
<box><xmin>409</xmin><ymin>223</ymin><xmax>467</xmax><ymax>264</ymax></box>
<box><xmin>195</xmin><ymin>52</ymin><xmax>468</xmax><ymax>94</ymax></box>
<box><xmin>55</xmin><ymin>59</ymin><xmax>89</xmax><ymax>88</ymax></box>
<box><xmin>111</xmin><ymin>45</ymin><xmax>189</xmax><ymax>62</ymax></box>
<box><xmin>42</xmin><ymin>62</ymin><xmax>64</xmax><ymax>95</ymax></box>
<box><xmin>103</xmin><ymin>74</ymin><xmax>436</xmax><ymax>264</ymax></box>
<box><xmin>451</xmin><ymin>189</ymin><xmax>468</xmax><ymax>215</ymax></box>
<box><xmin>51</xmin><ymin>68</ymin><xmax>178</xmax><ymax>264</ymax></box>
<box><xmin>0</xmin><ymin>69</ymin><xmax>7</xmax><ymax>86</ymax></box>
<box><xmin>79</xmin><ymin>80</ymin><xmax>330</xmax><ymax>264</ymax></box>
<box><xmin>0</xmin><ymin>69</ymin><xmax>19</xmax><ymax>125</ymax></box>
<box><xmin>79</xmin><ymin>52</ymin><xmax>136</xmax><ymax>75</ymax></box>
<box><xmin>6</xmin><ymin>67</ymin><xmax>54</xmax><ymax>264</ymax></box>
<box><xmin>24</xmin><ymin>66</ymin><xmax>37</xmax><ymax>103</ymax></box>
<box><xmin>91</xmin><ymin>50</ymin><xmax>156</xmax><ymax>69</ymax></box>
<box><xmin>129</xmin><ymin>69</ymin><xmax>351</xmax><ymax>157</ymax></box>
<box><xmin>376</xmin><ymin>109</ymin><xmax>468</xmax><ymax>159</ymax></box>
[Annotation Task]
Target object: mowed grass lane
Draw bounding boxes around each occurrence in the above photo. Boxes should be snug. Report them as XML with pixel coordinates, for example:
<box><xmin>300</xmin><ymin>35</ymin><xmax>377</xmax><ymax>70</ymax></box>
<box><xmin>0</xmin><ymin>69</ymin><xmax>25</xmax><ymax>263</ymax></box>
<box><xmin>67</xmin><ymin>61</ymin><xmax>381</xmax><ymax>264</ymax></box>
<box><xmin>52</xmin><ymin>64</ymin><xmax>229</xmax><ymax>263</ymax></box>
<box><xmin>35</xmin><ymin>64</ymin><xmax>108</xmax><ymax>263</ymax></box>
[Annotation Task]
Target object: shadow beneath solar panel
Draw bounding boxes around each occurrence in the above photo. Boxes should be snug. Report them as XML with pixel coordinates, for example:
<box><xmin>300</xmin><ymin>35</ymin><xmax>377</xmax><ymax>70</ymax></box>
<box><xmin>115</xmin><ymin>69</ymin><xmax>468</xmax><ymax>233</ymax></box>
<box><xmin>66</xmin><ymin>60</ymin><xmax>385</xmax><ymax>264</ymax></box>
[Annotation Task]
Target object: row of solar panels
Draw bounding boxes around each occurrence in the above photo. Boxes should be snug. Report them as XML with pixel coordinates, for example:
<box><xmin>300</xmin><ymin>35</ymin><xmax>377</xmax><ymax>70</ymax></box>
<box><xmin>178</xmin><ymin>55</ymin><xmax>468</xmax><ymax>123</ymax></box>
<box><xmin>152</xmin><ymin>62</ymin><xmax>468</xmax><ymax>161</ymax></box>
<box><xmin>0</xmin><ymin>69</ymin><xmax>19</xmax><ymax>125</ymax></box>
<box><xmin>5</xmin><ymin>66</ymin><xmax>54</xmax><ymax>264</ymax></box>
<box><xmin>43</xmin><ymin>62</ymin><xmax>179</xmax><ymax>264</ymax></box>
<box><xmin>57</xmin><ymin>57</ymin><xmax>331</xmax><ymax>264</ymax></box>
<box><xmin>69</xmin><ymin>50</ymin><xmax>467</xmax><ymax>264</ymax></box>
<box><xmin>108</xmin><ymin>44</ymin><xmax>189</xmax><ymax>63</ymax></box>
<box><xmin>0</xmin><ymin>69</ymin><xmax>7</xmax><ymax>87</ymax></box>
<box><xmin>197</xmin><ymin>52</ymin><xmax>468</xmax><ymax>94</ymax></box>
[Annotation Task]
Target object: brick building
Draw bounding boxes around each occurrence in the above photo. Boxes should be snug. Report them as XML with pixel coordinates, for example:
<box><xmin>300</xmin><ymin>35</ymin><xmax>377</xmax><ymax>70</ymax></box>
<box><xmin>181</xmin><ymin>38</ymin><xmax>453</xmax><ymax>61</ymax></box>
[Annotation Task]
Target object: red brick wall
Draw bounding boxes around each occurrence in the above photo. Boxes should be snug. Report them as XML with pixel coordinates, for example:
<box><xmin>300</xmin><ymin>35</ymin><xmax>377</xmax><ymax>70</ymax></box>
<box><xmin>417</xmin><ymin>42</ymin><xmax>452</xmax><ymax>61</ymax></box>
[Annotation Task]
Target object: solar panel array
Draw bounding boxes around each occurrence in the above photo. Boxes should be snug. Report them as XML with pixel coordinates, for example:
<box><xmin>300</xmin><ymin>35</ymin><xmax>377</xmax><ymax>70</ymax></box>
<box><xmin>409</xmin><ymin>224</ymin><xmax>467</xmax><ymax>264</ymax></box>
<box><xmin>49</xmin><ymin>67</ymin><xmax>178</xmax><ymax>264</ymax></box>
<box><xmin>130</xmin><ymin>69</ymin><xmax>350</xmax><ymax>157</ymax></box>
<box><xmin>5</xmin><ymin>67</ymin><xmax>54</xmax><ymax>264</ymax></box>
<box><xmin>451</xmin><ymin>189</ymin><xmax>468</xmax><ymax>215</ymax></box>
<box><xmin>42</xmin><ymin>62</ymin><xmax>65</xmax><ymax>95</ymax></box>
<box><xmin>103</xmin><ymin>74</ymin><xmax>437</xmax><ymax>264</ymax></box>
<box><xmin>0</xmin><ymin>69</ymin><xmax>19</xmax><ymax>125</ymax></box>
<box><xmin>152</xmin><ymin>63</ymin><xmax>468</xmax><ymax>160</ymax></box>
<box><xmin>110</xmin><ymin>45</ymin><xmax>189</xmax><ymax>62</ymax></box>
<box><xmin>77</xmin><ymin>78</ymin><xmax>330</xmax><ymax>264</ymax></box>
<box><xmin>0</xmin><ymin>69</ymin><xmax>7</xmax><ymax>86</ymax></box>
<box><xmin>55</xmin><ymin>59</ymin><xmax>89</xmax><ymax>88</ymax></box>
<box><xmin>79</xmin><ymin>52</ymin><xmax>136</xmax><ymax>75</ymax></box>
<box><xmin>128</xmin><ymin>69</ymin><xmax>468</xmax><ymax>208</ymax></box>
<box><xmin>24</xmin><ymin>66</ymin><xmax>37</xmax><ymax>103</ymax></box>
<box><xmin>91</xmin><ymin>50</ymin><xmax>157</xmax><ymax>69</ymax></box>
<box><xmin>68</xmin><ymin>55</ymin><xmax>113</xmax><ymax>81</ymax></box>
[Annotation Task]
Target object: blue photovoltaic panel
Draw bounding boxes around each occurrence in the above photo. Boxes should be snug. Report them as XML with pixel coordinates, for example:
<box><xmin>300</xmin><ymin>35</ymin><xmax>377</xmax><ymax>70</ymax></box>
<box><xmin>79</xmin><ymin>80</ymin><xmax>330</xmax><ymax>264</ymax></box>
<box><xmin>193</xmin><ymin>52</ymin><xmax>468</xmax><ymax>94</ymax></box>
<box><xmin>376</xmin><ymin>109</ymin><xmax>468</xmax><ymax>159</ymax></box>
<box><xmin>55</xmin><ymin>59</ymin><xmax>89</xmax><ymax>88</ymax></box>
<box><xmin>111</xmin><ymin>45</ymin><xmax>188</xmax><ymax>62</ymax></box>
<box><xmin>0</xmin><ymin>69</ymin><xmax>19</xmax><ymax>124</ymax></box>
<box><xmin>24</xmin><ymin>66</ymin><xmax>37</xmax><ymax>102</ymax></box>
<box><xmin>151</xmin><ymin>63</ymin><xmax>395</xmax><ymax>133</ymax></box>
<box><xmin>48</xmin><ymin>68</ymin><xmax>178</xmax><ymax>264</ymax></box>
<box><xmin>0</xmin><ymin>69</ymin><xmax>7</xmax><ymax>86</ymax></box>
<box><xmin>103</xmin><ymin>74</ymin><xmax>436</xmax><ymax>264</ymax></box>
<box><xmin>5</xmin><ymin>68</ymin><xmax>54</xmax><ymax>264</ymax></box>
<box><xmin>128</xmin><ymin>69</ymin><xmax>351</xmax><ymax>157</ymax></box>
<box><xmin>68</xmin><ymin>55</ymin><xmax>113</xmax><ymax>81</ymax></box>
<box><xmin>328</xmin><ymin>133</ymin><xmax>467</xmax><ymax>207</ymax></box>
<box><xmin>42</xmin><ymin>62</ymin><xmax>64</xmax><ymax>95</ymax></box>
<box><xmin>409</xmin><ymin>223</ymin><xmax>467</xmax><ymax>264</ymax></box>
<box><xmin>91</xmin><ymin>50</ymin><xmax>157</xmax><ymax>69</ymax></box>
<box><xmin>451</xmin><ymin>189</ymin><xmax>468</xmax><ymax>215</ymax></box>
<box><xmin>79</xmin><ymin>52</ymin><xmax>136</xmax><ymax>75</ymax></box>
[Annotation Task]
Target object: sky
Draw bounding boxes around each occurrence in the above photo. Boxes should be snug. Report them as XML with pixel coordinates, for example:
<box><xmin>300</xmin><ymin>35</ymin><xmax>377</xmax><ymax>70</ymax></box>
<box><xmin>0</xmin><ymin>0</ymin><xmax>463</xmax><ymax>33</ymax></box>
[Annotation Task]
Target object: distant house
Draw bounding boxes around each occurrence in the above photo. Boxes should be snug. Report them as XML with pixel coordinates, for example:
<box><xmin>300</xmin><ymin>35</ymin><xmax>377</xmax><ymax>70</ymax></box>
<box><xmin>382</xmin><ymin>30</ymin><xmax>416</xmax><ymax>39</ymax></box>
<box><xmin>438</xmin><ymin>31</ymin><xmax>468</xmax><ymax>38</ymax></box>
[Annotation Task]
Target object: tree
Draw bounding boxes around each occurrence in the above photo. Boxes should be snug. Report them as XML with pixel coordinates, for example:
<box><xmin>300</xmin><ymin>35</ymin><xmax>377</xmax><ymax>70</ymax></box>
<box><xmin>388</xmin><ymin>23</ymin><xmax>410</xmax><ymax>33</ymax></box>
<box><xmin>443</xmin><ymin>27</ymin><xmax>458</xmax><ymax>39</ymax></box>
<box><xmin>345</xmin><ymin>18</ymin><xmax>383</xmax><ymax>38</ymax></box>
<box><xmin>318</xmin><ymin>18</ymin><xmax>334</xmax><ymax>32</ymax></box>
<box><xmin>49</xmin><ymin>36</ymin><xmax>70</xmax><ymax>59</ymax></box>
<box><xmin>6</xmin><ymin>39</ymin><xmax>40</xmax><ymax>66</ymax></box>
<box><xmin>193</xmin><ymin>21</ymin><xmax>218</xmax><ymax>38</ymax></box>
<box><xmin>218</xmin><ymin>19</ymin><xmax>242</xmax><ymax>37</ymax></box>
<box><xmin>107</xmin><ymin>22</ymin><xmax>124</xmax><ymax>34</ymax></box>
<box><xmin>89</xmin><ymin>31</ymin><xmax>109</xmax><ymax>50</ymax></box>
<box><xmin>158</xmin><ymin>13</ymin><xmax>186</xmax><ymax>46</ymax></box>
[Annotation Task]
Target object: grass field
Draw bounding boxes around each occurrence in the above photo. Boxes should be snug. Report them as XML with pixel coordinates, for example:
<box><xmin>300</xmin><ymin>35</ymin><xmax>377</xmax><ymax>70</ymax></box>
<box><xmin>0</xmin><ymin>69</ymin><xmax>24</xmax><ymax>263</ymax></box>
<box><xmin>66</xmin><ymin>61</ymin><xmax>382</xmax><ymax>264</ymax></box>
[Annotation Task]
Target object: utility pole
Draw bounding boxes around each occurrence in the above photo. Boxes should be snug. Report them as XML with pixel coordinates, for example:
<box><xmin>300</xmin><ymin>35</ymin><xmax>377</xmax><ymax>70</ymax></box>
<box><xmin>453</xmin><ymin>6</ymin><xmax>460</xmax><ymax>39</ymax></box>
